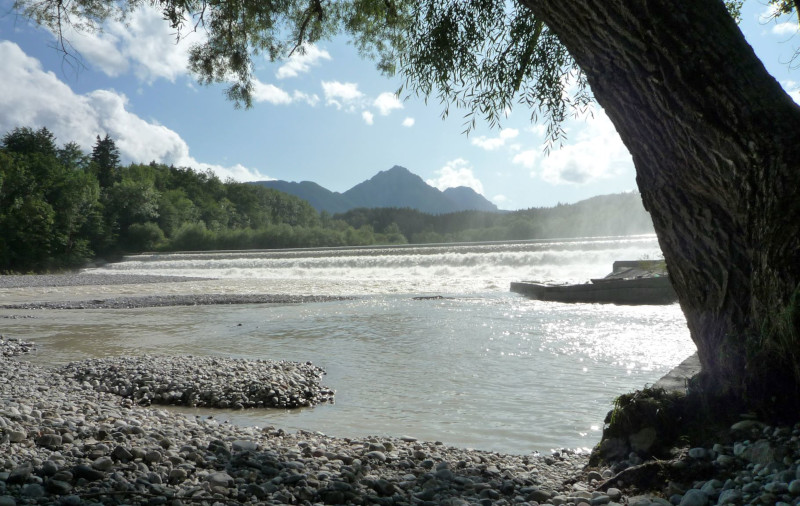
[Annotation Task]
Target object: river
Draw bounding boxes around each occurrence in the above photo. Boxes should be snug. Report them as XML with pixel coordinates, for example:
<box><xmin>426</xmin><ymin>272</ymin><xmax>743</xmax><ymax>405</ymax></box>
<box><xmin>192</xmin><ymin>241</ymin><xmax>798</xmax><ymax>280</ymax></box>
<box><xmin>0</xmin><ymin>235</ymin><xmax>695</xmax><ymax>454</ymax></box>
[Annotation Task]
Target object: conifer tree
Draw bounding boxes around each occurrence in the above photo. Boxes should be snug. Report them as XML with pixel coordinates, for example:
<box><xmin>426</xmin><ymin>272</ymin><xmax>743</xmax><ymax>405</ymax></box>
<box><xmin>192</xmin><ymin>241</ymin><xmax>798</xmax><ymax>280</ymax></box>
<box><xmin>91</xmin><ymin>134</ymin><xmax>120</xmax><ymax>189</ymax></box>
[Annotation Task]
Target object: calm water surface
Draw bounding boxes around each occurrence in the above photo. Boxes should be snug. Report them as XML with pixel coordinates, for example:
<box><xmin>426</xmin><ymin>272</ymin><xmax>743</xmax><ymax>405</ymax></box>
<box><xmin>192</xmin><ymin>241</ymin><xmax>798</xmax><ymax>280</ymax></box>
<box><xmin>0</xmin><ymin>236</ymin><xmax>695</xmax><ymax>454</ymax></box>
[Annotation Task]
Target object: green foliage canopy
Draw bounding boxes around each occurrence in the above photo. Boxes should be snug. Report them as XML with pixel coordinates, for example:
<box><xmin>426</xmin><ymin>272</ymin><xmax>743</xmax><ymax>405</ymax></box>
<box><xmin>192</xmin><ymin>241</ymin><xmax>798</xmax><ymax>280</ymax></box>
<box><xmin>0</xmin><ymin>127</ymin><xmax>340</xmax><ymax>271</ymax></box>
<box><xmin>14</xmin><ymin>0</ymin><xmax>787</xmax><ymax>146</ymax></box>
<box><xmin>0</xmin><ymin>127</ymin><xmax>101</xmax><ymax>270</ymax></box>
<box><xmin>13</xmin><ymin>0</ymin><xmax>584</xmax><ymax>145</ymax></box>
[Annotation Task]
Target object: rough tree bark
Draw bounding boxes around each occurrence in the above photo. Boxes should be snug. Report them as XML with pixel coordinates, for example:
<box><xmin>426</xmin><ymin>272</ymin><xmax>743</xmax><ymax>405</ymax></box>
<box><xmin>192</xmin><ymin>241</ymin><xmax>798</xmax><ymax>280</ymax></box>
<box><xmin>522</xmin><ymin>0</ymin><xmax>800</xmax><ymax>415</ymax></box>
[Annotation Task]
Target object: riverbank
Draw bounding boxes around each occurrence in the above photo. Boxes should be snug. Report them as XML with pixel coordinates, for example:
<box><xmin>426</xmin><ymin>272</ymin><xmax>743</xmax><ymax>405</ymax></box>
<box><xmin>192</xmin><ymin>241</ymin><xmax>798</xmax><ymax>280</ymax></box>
<box><xmin>4</xmin><ymin>335</ymin><xmax>800</xmax><ymax>506</ymax></box>
<box><xmin>3</xmin><ymin>274</ymin><xmax>799</xmax><ymax>505</ymax></box>
<box><xmin>0</xmin><ymin>338</ymin><xmax>590</xmax><ymax>505</ymax></box>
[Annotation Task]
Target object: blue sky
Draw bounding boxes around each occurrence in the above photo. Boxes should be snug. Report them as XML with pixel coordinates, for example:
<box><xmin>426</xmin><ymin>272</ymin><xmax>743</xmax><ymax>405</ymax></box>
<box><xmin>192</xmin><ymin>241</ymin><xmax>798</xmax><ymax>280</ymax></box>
<box><xmin>0</xmin><ymin>2</ymin><xmax>798</xmax><ymax>210</ymax></box>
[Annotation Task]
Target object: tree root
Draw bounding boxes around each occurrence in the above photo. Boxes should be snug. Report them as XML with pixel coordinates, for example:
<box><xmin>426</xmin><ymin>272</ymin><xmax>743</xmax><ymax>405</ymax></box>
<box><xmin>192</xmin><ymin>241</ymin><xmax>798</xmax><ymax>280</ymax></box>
<box><xmin>597</xmin><ymin>451</ymin><xmax>715</xmax><ymax>495</ymax></box>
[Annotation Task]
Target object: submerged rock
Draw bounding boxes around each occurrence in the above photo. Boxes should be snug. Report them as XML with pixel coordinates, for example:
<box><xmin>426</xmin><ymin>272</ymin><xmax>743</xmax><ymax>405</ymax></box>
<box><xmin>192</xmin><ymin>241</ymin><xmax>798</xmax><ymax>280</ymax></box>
<box><xmin>0</xmin><ymin>335</ymin><xmax>35</xmax><ymax>357</ymax></box>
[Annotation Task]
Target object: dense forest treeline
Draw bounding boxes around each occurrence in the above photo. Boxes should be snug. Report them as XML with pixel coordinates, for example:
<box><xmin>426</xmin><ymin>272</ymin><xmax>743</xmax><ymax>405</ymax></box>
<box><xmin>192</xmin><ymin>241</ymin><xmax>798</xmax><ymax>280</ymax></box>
<box><xmin>0</xmin><ymin>127</ymin><xmax>399</xmax><ymax>272</ymax></box>
<box><xmin>0</xmin><ymin>127</ymin><xmax>654</xmax><ymax>272</ymax></box>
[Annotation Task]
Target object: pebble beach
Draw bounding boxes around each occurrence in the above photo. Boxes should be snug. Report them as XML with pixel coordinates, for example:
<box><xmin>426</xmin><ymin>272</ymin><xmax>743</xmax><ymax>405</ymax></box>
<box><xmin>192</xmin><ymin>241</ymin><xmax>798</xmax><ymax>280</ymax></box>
<box><xmin>3</xmin><ymin>274</ymin><xmax>800</xmax><ymax>505</ymax></box>
<box><xmin>0</xmin><ymin>335</ymin><xmax>588</xmax><ymax>505</ymax></box>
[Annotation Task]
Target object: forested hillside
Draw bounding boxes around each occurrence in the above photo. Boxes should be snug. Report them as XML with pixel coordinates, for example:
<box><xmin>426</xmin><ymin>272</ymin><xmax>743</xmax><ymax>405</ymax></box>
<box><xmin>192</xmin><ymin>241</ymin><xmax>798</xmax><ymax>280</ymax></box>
<box><xmin>335</xmin><ymin>193</ymin><xmax>654</xmax><ymax>243</ymax></box>
<box><xmin>0</xmin><ymin>127</ymin><xmax>654</xmax><ymax>273</ymax></box>
<box><xmin>0</xmin><ymin>127</ymin><xmax>400</xmax><ymax>272</ymax></box>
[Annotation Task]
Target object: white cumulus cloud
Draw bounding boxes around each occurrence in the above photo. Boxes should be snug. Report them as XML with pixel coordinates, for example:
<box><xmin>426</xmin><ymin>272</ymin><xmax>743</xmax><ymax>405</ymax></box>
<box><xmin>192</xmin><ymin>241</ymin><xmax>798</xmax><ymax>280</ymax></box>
<box><xmin>292</xmin><ymin>91</ymin><xmax>320</xmax><ymax>106</ymax></box>
<box><xmin>0</xmin><ymin>40</ymin><xmax>270</xmax><ymax>182</ymax></box>
<box><xmin>373</xmin><ymin>92</ymin><xmax>403</xmax><ymax>115</ymax></box>
<box><xmin>512</xmin><ymin>149</ymin><xmax>539</xmax><ymax>169</ymax></box>
<box><xmin>238</xmin><ymin>79</ymin><xmax>320</xmax><ymax>106</ymax></box>
<box><xmin>772</xmin><ymin>21</ymin><xmax>800</xmax><ymax>35</ymax></box>
<box><xmin>530</xmin><ymin>110</ymin><xmax>633</xmax><ymax>185</ymax></box>
<box><xmin>527</xmin><ymin>124</ymin><xmax>548</xmax><ymax>137</ymax></box>
<box><xmin>276</xmin><ymin>44</ymin><xmax>331</xmax><ymax>79</ymax></box>
<box><xmin>471</xmin><ymin>128</ymin><xmax>519</xmax><ymax>150</ymax></box>
<box><xmin>501</xmin><ymin>128</ymin><xmax>519</xmax><ymax>139</ymax></box>
<box><xmin>783</xmin><ymin>80</ymin><xmax>800</xmax><ymax>104</ymax></box>
<box><xmin>62</xmin><ymin>29</ymin><xmax>128</xmax><ymax>77</ymax></box>
<box><xmin>52</xmin><ymin>9</ymin><xmax>325</xmax><ymax>108</ymax></box>
<box><xmin>56</xmin><ymin>5</ymin><xmax>198</xmax><ymax>84</ymax></box>
<box><xmin>0</xmin><ymin>41</ymin><xmax>103</xmax><ymax>142</ymax></box>
<box><xmin>321</xmin><ymin>81</ymin><xmax>364</xmax><ymax>110</ymax></box>
<box><xmin>426</xmin><ymin>159</ymin><xmax>485</xmax><ymax>194</ymax></box>
<box><xmin>759</xmin><ymin>5</ymin><xmax>800</xmax><ymax>36</ymax></box>
<box><xmin>252</xmin><ymin>80</ymin><xmax>293</xmax><ymax>104</ymax></box>
<box><xmin>319</xmin><ymin>84</ymin><xmax>407</xmax><ymax>120</ymax></box>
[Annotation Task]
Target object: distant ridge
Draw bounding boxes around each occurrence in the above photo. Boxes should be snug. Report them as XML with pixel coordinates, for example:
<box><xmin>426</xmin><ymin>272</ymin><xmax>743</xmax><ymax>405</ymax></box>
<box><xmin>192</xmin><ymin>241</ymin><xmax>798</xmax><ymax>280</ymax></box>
<box><xmin>253</xmin><ymin>165</ymin><xmax>499</xmax><ymax>214</ymax></box>
<box><xmin>442</xmin><ymin>186</ymin><xmax>499</xmax><ymax>212</ymax></box>
<box><xmin>258</xmin><ymin>180</ymin><xmax>355</xmax><ymax>214</ymax></box>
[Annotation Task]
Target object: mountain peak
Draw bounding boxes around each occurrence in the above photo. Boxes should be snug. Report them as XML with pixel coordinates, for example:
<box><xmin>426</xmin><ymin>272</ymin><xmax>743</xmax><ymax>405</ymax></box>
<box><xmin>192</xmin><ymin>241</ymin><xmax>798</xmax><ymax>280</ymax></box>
<box><xmin>254</xmin><ymin>166</ymin><xmax>499</xmax><ymax>214</ymax></box>
<box><xmin>370</xmin><ymin>165</ymin><xmax>420</xmax><ymax>182</ymax></box>
<box><xmin>443</xmin><ymin>186</ymin><xmax>478</xmax><ymax>196</ymax></box>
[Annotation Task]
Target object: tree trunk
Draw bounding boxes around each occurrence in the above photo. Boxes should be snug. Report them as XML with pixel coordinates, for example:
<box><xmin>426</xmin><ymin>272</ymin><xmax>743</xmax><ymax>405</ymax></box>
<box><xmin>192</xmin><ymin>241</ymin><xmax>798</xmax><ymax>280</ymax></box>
<box><xmin>522</xmin><ymin>0</ymin><xmax>800</xmax><ymax>416</ymax></box>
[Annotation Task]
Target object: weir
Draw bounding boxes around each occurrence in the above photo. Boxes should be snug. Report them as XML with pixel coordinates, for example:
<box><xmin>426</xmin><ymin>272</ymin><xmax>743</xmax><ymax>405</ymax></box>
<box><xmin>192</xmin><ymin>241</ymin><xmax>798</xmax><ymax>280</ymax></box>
<box><xmin>86</xmin><ymin>236</ymin><xmax>665</xmax><ymax>292</ymax></box>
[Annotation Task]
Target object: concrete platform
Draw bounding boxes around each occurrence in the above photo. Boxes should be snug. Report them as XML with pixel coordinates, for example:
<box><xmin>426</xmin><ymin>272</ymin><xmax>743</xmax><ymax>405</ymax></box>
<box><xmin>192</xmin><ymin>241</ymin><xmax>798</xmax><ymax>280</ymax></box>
<box><xmin>653</xmin><ymin>352</ymin><xmax>701</xmax><ymax>393</ymax></box>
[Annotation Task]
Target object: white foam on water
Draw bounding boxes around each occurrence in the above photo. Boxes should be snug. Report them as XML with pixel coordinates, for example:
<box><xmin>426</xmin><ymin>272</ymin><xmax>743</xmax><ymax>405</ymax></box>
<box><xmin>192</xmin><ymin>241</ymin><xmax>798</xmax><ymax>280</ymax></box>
<box><xmin>83</xmin><ymin>235</ymin><xmax>664</xmax><ymax>294</ymax></box>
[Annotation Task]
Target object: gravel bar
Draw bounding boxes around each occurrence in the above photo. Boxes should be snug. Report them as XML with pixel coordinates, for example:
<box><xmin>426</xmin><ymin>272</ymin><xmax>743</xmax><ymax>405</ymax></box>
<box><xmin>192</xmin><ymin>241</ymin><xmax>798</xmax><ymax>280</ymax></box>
<box><xmin>0</xmin><ymin>294</ymin><xmax>351</xmax><ymax>310</ymax></box>
<box><xmin>0</xmin><ymin>339</ymin><xmax>591</xmax><ymax>506</ymax></box>
<box><xmin>4</xmin><ymin>337</ymin><xmax>800</xmax><ymax>505</ymax></box>
<box><xmin>59</xmin><ymin>355</ymin><xmax>335</xmax><ymax>409</ymax></box>
<box><xmin>0</xmin><ymin>274</ymin><xmax>210</xmax><ymax>289</ymax></box>
<box><xmin>0</xmin><ymin>335</ymin><xmax>35</xmax><ymax>358</ymax></box>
